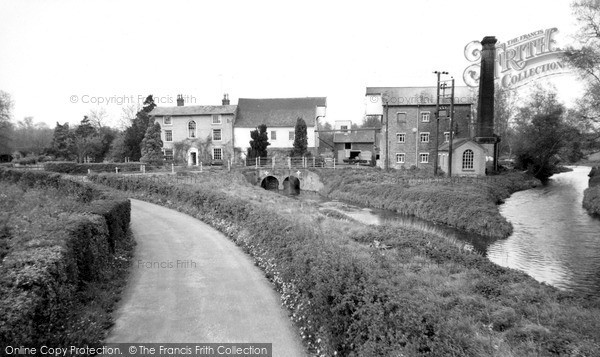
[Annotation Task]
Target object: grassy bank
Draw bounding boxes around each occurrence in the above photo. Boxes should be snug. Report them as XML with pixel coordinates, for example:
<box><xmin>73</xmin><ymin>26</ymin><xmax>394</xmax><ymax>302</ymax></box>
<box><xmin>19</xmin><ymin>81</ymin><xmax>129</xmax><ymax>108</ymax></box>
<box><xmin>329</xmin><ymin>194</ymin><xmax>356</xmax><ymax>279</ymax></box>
<box><xmin>315</xmin><ymin>169</ymin><xmax>540</xmax><ymax>238</ymax></box>
<box><xmin>0</xmin><ymin>169</ymin><xmax>134</xmax><ymax>347</ymax></box>
<box><xmin>583</xmin><ymin>186</ymin><xmax>600</xmax><ymax>216</ymax></box>
<box><xmin>89</xmin><ymin>172</ymin><xmax>600</xmax><ymax>356</ymax></box>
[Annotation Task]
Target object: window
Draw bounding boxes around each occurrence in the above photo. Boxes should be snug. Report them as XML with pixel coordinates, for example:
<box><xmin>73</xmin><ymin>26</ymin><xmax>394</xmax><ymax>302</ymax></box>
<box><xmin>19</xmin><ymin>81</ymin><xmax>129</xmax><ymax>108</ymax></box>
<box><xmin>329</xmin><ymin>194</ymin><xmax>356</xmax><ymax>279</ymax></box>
<box><xmin>271</xmin><ymin>131</ymin><xmax>277</xmax><ymax>140</ymax></box>
<box><xmin>421</xmin><ymin>112</ymin><xmax>430</xmax><ymax>122</ymax></box>
<box><xmin>396</xmin><ymin>153</ymin><xmax>405</xmax><ymax>163</ymax></box>
<box><xmin>420</xmin><ymin>132</ymin><xmax>430</xmax><ymax>143</ymax></box>
<box><xmin>213</xmin><ymin>148</ymin><xmax>222</xmax><ymax>160</ymax></box>
<box><xmin>345</xmin><ymin>143</ymin><xmax>351</xmax><ymax>150</ymax></box>
<box><xmin>462</xmin><ymin>149</ymin><xmax>474</xmax><ymax>170</ymax></box>
<box><xmin>340</xmin><ymin>125</ymin><xmax>348</xmax><ymax>130</ymax></box>
<box><xmin>165</xmin><ymin>130</ymin><xmax>173</xmax><ymax>142</ymax></box>
<box><xmin>420</xmin><ymin>153</ymin><xmax>429</xmax><ymax>163</ymax></box>
<box><xmin>396</xmin><ymin>133</ymin><xmax>406</xmax><ymax>143</ymax></box>
<box><xmin>397</xmin><ymin>112</ymin><xmax>407</xmax><ymax>123</ymax></box>
<box><xmin>212</xmin><ymin>114</ymin><xmax>221</xmax><ymax>124</ymax></box>
<box><xmin>289</xmin><ymin>131</ymin><xmax>295</xmax><ymax>140</ymax></box>
<box><xmin>212</xmin><ymin>128</ymin><xmax>222</xmax><ymax>141</ymax></box>
<box><xmin>444</xmin><ymin>132</ymin><xmax>450</xmax><ymax>143</ymax></box>
<box><xmin>163</xmin><ymin>116</ymin><xmax>172</xmax><ymax>125</ymax></box>
<box><xmin>164</xmin><ymin>149</ymin><xmax>173</xmax><ymax>161</ymax></box>
<box><xmin>188</xmin><ymin>121</ymin><xmax>196</xmax><ymax>138</ymax></box>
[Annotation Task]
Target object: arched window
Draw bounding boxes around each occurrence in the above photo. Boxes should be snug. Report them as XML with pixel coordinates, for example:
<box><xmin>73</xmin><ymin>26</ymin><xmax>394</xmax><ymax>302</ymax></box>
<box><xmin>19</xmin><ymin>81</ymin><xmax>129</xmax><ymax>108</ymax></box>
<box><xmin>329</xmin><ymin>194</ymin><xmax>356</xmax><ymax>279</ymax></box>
<box><xmin>188</xmin><ymin>121</ymin><xmax>196</xmax><ymax>138</ymax></box>
<box><xmin>462</xmin><ymin>149</ymin><xmax>474</xmax><ymax>170</ymax></box>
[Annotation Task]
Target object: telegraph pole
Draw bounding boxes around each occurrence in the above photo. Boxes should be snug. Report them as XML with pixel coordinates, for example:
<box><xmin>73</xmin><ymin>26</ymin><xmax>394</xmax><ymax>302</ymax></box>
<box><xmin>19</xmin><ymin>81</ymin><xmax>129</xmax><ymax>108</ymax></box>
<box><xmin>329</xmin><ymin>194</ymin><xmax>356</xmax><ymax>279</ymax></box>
<box><xmin>433</xmin><ymin>71</ymin><xmax>448</xmax><ymax>175</ymax></box>
<box><xmin>448</xmin><ymin>77</ymin><xmax>455</xmax><ymax>177</ymax></box>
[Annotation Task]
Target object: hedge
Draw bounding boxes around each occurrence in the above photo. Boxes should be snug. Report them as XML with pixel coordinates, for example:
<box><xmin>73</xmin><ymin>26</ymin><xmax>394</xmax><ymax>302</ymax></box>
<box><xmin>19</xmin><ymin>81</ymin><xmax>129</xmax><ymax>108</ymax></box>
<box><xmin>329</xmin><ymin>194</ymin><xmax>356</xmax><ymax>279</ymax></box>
<box><xmin>0</xmin><ymin>168</ymin><xmax>131</xmax><ymax>346</ymax></box>
<box><xmin>43</xmin><ymin>161</ymin><xmax>151</xmax><ymax>175</ymax></box>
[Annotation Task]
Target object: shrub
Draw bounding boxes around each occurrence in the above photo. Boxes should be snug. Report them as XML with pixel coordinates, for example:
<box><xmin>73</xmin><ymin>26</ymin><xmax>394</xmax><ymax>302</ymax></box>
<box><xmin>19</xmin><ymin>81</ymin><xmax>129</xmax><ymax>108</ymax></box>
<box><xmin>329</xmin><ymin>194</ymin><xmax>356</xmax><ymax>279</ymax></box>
<box><xmin>583</xmin><ymin>186</ymin><xmax>600</xmax><ymax>216</ymax></box>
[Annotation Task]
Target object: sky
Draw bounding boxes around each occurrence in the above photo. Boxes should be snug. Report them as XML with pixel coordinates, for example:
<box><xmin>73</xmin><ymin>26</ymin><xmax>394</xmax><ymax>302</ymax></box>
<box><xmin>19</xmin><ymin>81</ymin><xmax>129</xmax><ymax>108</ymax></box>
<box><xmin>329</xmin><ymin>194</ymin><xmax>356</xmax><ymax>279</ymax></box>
<box><xmin>0</xmin><ymin>0</ymin><xmax>586</xmax><ymax>129</ymax></box>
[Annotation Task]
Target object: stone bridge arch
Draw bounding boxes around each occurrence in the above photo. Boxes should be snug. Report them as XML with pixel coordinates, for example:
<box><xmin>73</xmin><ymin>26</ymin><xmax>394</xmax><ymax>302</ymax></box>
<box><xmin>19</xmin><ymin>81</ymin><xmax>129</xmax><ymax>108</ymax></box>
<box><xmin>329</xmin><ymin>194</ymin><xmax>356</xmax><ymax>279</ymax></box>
<box><xmin>249</xmin><ymin>168</ymin><xmax>324</xmax><ymax>192</ymax></box>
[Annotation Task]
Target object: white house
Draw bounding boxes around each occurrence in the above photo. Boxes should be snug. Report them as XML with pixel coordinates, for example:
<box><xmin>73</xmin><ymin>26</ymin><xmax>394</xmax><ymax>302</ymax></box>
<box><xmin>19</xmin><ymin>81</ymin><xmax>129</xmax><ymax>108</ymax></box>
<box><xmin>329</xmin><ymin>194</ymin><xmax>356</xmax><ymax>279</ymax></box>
<box><xmin>234</xmin><ymin>97</ymin><xmax>327</xmax><ymax>157</ymax></box>
<box><xmin>438</xmin><ymin>138</ymin><xmax>486</xmax><ymax>176</ymax></box>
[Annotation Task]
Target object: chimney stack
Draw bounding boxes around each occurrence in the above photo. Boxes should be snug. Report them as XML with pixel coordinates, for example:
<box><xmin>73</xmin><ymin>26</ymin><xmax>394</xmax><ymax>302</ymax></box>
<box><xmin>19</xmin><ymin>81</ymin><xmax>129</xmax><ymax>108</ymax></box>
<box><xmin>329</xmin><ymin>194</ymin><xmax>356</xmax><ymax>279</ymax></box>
<box><xmin>222</xmin><ymin>93</ymin><xmax>230</xmax><ymax>105</ymax></box>
<box><xmin>177</xmin><ymin>94</ymin><xmax>184</xmax><ymax>106</ymax></box>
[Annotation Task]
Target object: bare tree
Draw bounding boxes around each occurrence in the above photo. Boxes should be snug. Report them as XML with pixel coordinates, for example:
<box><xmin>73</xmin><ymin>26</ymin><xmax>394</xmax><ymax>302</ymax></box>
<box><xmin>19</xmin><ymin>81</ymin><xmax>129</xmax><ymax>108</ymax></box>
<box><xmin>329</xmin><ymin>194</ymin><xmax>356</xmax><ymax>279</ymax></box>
<box><xmin>119</xmin><ymin>103</ymin><xmax>142</xmax><ymax>130</ymax></box>
<box><xmin>87</xmin><ymin>107</ymin><xmax>109</xmax><ymax>129</ymax></box>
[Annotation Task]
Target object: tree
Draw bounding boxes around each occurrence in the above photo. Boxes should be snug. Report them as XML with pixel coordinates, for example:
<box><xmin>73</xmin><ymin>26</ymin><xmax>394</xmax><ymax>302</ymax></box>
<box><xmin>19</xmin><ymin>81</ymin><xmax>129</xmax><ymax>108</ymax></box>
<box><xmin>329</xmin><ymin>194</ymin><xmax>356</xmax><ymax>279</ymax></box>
<box><xmin>108</xmin><ymin>132</ymin><xmax>127</xmax><ymax>162</ymax></box>
<box><xmin>361</xmin><ymin>115</ymin><xmax>382</xmax><ymax>129</ymax></box>
<box><xmin>123</xmin><ymin>95</ymin><xmax>156</xmax><ymax>161</ymax></box>
<box><xmin>0</xmin><ymin>91</ymin><xmax>14</xmax><ymax>157</ymax></box>
<box><xmin>562</xmin><ymin>0</ymin><xmax>600</xmax><ymax>141</ymax></box>
<box><xmin>247</xmin><ymin>124</ymin><xmax>270</xmax><ymax>159</ymax></box>
<box><xmin>494</xmin><ymin>84</ymin><xmax>517</xmax><ymax>157</ymax></box>
<box><xmin>140</xmin><ymin>122</ymin><xmax>164</xmax><ymax>165</ymax></box>
<box><xmin>73</xmin><ymin>116</ymin><xmax>101</xmax><ymax>163</ymax></box>
<box><xmin>512</xmin><ymin>87</ymin><xmax>567</xmax><ymax>181</ymax></box>
<box><xmin>50</xmin><ymin>122</ymin><xmax>75</xmax><ymax>160</ymax></box>
<box><xmin>290</xmin><ymin>117</ymin><xmax>308</xmax><ymax>157</ymax></box>
<box><xmin>87</xmin><ymin>107</ymin><xmax>109</xmax><ymax>129</ymax></box>
<box><xmin>12</xmin><ymin>117</ymin><xmax>53</xmax><ymax>155</ymax></box>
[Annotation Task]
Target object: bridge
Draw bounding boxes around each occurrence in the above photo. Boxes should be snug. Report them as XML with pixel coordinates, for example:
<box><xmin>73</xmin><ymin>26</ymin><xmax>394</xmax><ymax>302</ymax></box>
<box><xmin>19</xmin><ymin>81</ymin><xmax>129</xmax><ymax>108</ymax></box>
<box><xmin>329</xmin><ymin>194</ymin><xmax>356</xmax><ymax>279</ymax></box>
<box><xmin>242</xmin><ymin>168</ymin><xmax>324</xmax><ymax>193</ymax></box>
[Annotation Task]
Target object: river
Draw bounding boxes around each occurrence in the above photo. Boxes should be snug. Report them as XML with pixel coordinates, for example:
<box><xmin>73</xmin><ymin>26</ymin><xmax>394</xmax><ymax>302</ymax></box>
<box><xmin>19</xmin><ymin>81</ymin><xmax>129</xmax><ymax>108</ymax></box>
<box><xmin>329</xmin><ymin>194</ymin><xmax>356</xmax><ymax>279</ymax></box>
<box><xmin>299</xmin><ymin>166</ymin><xmax>600</xmax><ymax>296</ymax></box>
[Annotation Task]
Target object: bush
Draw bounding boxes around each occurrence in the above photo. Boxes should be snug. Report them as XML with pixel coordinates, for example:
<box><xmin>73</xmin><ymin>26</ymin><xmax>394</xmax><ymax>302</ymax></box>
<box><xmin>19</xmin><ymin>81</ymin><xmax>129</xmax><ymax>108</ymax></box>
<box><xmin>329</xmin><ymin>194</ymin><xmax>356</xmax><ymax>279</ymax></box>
<box><xmin>583</xmin><ymin>186</ymin><xmax>600</xmax><ymax>216</ymax></box>
<box><xmin>44</xmin><ymin>161</ymin><xmax>151</xmax><ymax>174</ymax></box>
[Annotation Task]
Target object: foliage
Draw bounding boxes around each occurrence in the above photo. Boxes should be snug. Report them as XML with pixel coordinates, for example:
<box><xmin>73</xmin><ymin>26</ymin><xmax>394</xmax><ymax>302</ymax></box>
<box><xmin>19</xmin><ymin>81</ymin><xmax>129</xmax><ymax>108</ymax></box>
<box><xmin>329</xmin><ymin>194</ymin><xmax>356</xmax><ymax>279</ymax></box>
<box><xmin>50</xmin><ymin>122</ymin><xmax>75</xmax><ymax>160</ymax></box>
<box><xmin>140</xmin><ymin>122</ymin><xmax>164</xmax><ymax>165</ymax></box>
<box><xmin>583</xmin><ymin>185</ymin><xmax>600</xmax><ymax>215</ymax></box>
<box><xmin>513</xmin><ymin>87</ymin><xmax>568</xmax><ymax>181</ymax></box>
<box><xmin>11</xmin><ymin>116</ymin><xmax>53</xmax><ymax>155</ymax></box>
<box><xmin>290</xmin><ymin>117</ymin><xmax>308</xmax><ymax>157</ymax></box>
<box><xmin>0</xmin><ymin>90</ymin><xmax>14</xmax><ymax>156</ymax></box>
<box><xmin>361</xmin><ymin>115</ymin><xmax>382</xmax><ymax>129</ymax></box>
<box><xmin>89</xmin><ymin>171</ymin><xmax>600</xmax><ymax>357</ymax></box>
<box><xmin>44</xmin><ymin>161</ymin><xmax>149</xmax><ymax>174</ymax></box>
<box><xmin>122</xmin><ymin>95</ymin><xmax>156</xmax><ymax>161</ymax></box>
<box><xmin>247</xmin><ymin>124</ymin><xmax>270</xmax><ymax>159</ymax></box>
<box><xmin>0</xmin><ymin>169</ymin><xmax>132</xmax><ymax>347</ymax></box>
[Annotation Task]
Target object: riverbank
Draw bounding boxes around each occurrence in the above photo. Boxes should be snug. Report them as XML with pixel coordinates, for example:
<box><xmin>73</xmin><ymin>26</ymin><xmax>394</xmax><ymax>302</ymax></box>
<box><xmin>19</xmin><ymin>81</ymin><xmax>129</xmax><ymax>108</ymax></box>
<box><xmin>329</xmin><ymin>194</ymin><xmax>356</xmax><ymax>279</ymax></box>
<box><xmin>89</xmin><ymin>172</ymin><xmax>600</xmax><ymax>357</ymax></box>
<box><xmin>315</xmin><ymin>169</ymin><xmax>540</xmax><ymax>238</ymax></box>
<box><xmin>583</xmin><ymin>166</ymin><xmax>600</xmax><ymax>215</ymax></box>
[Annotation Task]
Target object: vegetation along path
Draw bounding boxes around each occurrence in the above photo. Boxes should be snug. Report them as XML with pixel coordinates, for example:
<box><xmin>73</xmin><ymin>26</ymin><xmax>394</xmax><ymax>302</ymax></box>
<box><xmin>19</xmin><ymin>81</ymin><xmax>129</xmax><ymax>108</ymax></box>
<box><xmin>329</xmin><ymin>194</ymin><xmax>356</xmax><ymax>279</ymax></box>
<box><xmin>106</xmin><ymin>199</ymin><xmax>306</xmax><ymax>356</ymax></box>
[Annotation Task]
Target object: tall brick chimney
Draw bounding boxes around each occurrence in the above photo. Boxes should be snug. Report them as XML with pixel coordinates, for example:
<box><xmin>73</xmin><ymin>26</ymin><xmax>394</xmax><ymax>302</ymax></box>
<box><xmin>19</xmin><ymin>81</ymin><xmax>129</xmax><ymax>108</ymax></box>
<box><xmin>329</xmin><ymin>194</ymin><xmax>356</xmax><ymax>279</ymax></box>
<box><xmin>474</xmin><ymin>36</ymin><xmax>500</xmax><ymax>172</ymax></box>
<box><xmin>222</xmin><ymin>93</ymin><xmax>230</xmax><ymax>105</ymax></box>
<box><xmin>177</xmin><ymin>94</ymin><xmax>184</xmax><ymax>106</ymax></box>
<box><xmin>475</xmin><ymin>36</ymin><xmax>496</xmax><ymax>138</ymax></box>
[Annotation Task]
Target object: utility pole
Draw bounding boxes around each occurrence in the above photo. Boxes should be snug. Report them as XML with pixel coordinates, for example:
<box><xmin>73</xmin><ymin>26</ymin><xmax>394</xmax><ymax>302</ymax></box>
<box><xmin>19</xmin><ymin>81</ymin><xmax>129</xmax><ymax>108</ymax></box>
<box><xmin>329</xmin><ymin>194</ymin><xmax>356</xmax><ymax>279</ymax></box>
<box><xmin>384</xmin><ymin>99</ymin><xmax>389</xmax><ymax>170</ymax></box>
<box><xmin>433</xmin><ymin>71</ymin><xmax>448</xmax><ymax>175</ymax></box>
<box><xmin>448</xmin><ymin>77</ymin><xmax>455</xmax><ymax>177</ymax></box>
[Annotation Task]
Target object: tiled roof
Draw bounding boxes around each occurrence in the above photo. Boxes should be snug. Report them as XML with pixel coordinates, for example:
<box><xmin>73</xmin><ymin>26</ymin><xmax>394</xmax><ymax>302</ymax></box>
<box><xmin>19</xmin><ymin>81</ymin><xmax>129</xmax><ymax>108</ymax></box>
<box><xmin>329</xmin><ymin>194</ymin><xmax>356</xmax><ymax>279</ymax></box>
<box><xmin>365</xmin><ymin>86</ymin><xmax>476</xmax><ymax>105</ymax></box>
<box><xmin>236</xmin><ymin>97</ymin><xmax>326</xmax><ymax>128</ymax></box>
<box><xmin>333</xmin><ymin>130</ymin><xmax>376</xmax><ymax>143</ymax></box>
<box><xmin>150</xmin><ymin>105</ymin><xmax>237</xmax><ymax>116</ymax></box>
<box><xmin>438</xmin><ymin>138</ymin><xmax>484</xmax><ymax>151</ymax></box>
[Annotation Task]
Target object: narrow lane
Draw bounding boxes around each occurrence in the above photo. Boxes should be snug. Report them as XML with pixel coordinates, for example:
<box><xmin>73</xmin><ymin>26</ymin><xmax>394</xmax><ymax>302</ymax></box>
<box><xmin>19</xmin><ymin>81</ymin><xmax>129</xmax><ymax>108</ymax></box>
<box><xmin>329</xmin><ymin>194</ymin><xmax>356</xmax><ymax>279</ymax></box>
<box><xmin>106</xmin><ymin>199</ymin><xmax>306</xmax><ymax>356</ymax></box>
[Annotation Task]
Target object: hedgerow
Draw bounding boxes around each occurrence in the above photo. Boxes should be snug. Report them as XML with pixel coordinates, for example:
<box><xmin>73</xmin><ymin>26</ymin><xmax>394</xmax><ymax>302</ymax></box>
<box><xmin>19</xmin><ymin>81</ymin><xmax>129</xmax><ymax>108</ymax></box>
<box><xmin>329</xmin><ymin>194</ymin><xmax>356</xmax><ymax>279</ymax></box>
<box><xmin>0</xmin><ymin>168</ymin><xmax>133</xmax><ymax>347</ymax></box>
<box><xmin>44</xmin><ymin>161</ymin><xmax>151</xmax><ymax>174</ymax></box>
<box><xmin>89</xmin><ymin>172</ymin><xmax>600</xmax><ymax>357</ymax></box>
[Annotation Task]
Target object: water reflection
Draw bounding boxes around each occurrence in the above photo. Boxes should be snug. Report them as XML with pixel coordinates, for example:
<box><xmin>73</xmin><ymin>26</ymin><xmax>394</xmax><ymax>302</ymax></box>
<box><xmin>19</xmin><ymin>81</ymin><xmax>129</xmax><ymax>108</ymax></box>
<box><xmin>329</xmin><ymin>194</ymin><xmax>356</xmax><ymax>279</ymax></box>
<box><xmin>491</xmin><ymin>166</ymin><xmax>600</xmax><ymax>295</ymax></box>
